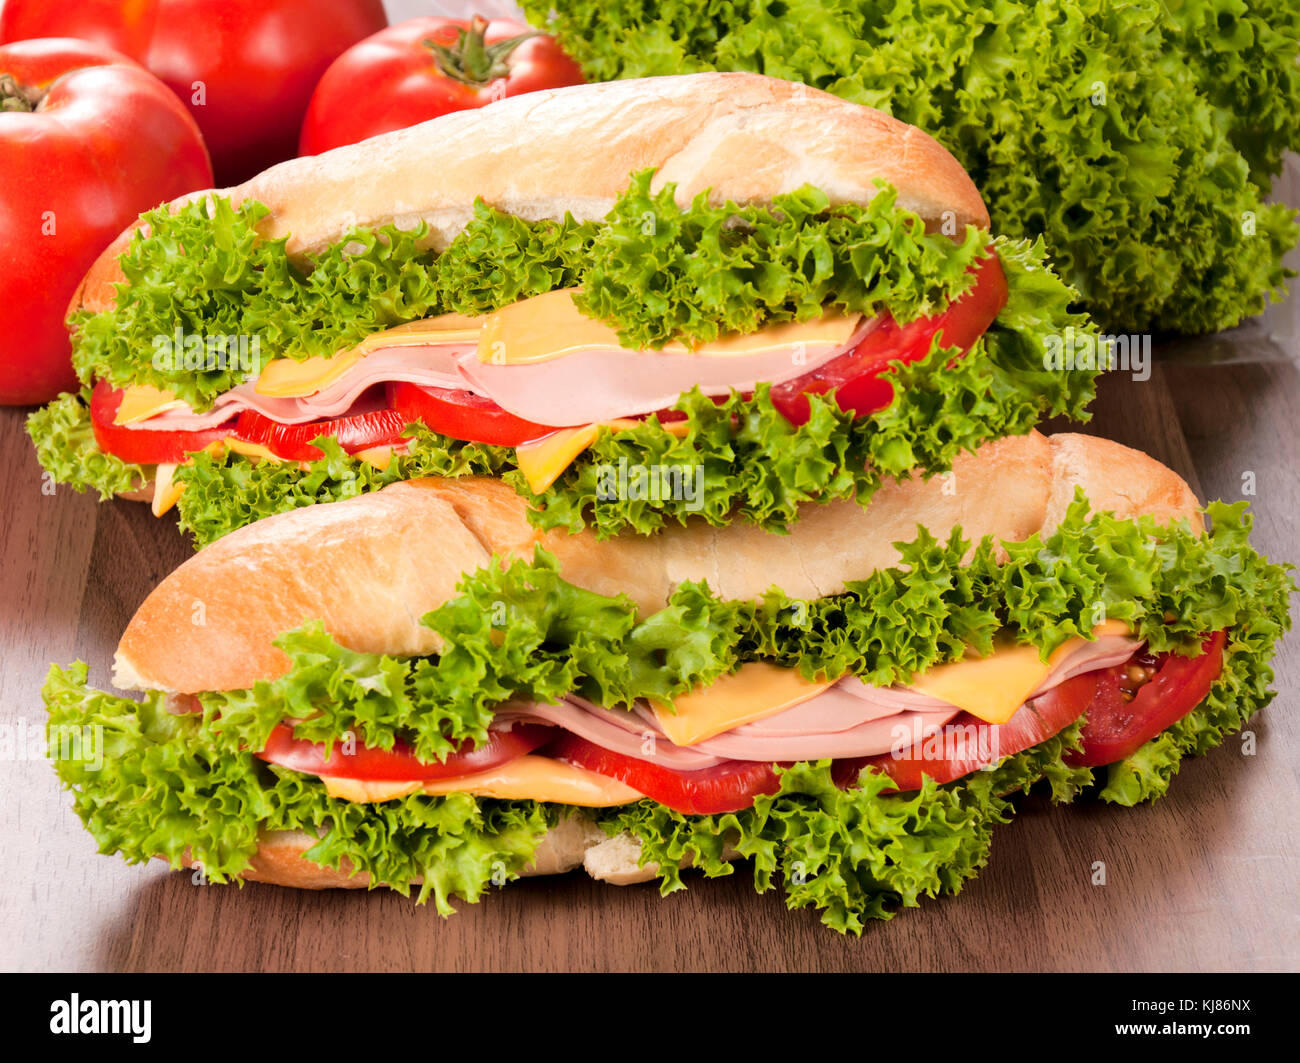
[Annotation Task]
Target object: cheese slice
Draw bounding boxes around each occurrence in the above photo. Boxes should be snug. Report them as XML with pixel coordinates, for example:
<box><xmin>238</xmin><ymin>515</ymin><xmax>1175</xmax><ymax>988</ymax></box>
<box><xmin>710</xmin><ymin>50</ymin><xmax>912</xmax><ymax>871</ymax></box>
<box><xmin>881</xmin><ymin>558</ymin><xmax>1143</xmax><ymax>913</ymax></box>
<box><xmin>321</xmin><ymin>755</ymin><xmax>642</xmax><ymax>807</ymax></box>
<box><xmin>151</xmin><ymin>463</ymin><xmax>184</xmax><ymax>517</ymax></box>
<box><xmin>478</xmin><ymin>287</ymin><xmax>862</xmax><ymax>365</ymax></box>
<box><xmin>651</xmin><ymin>661</ymin><xmax>834</xmax><ymax>747</ymax></box>
<box><xmin>113</xmin><ymin>384</ymin><xmax>188</xmax><ymax>425</ymax></box>
<box><xmin>514</xmin><ymin>419</ymin><xmax>639</xmax><ymax>494</ymax></box>
<box><xmin>254</xmin><ymin>311</ymin><xmax>482</xmax><ymax>397</ymax></box>
<box><xmin>908</xmin><ymin>620</ymin><xmax>1133</xmax><ymax>725</ymax></box>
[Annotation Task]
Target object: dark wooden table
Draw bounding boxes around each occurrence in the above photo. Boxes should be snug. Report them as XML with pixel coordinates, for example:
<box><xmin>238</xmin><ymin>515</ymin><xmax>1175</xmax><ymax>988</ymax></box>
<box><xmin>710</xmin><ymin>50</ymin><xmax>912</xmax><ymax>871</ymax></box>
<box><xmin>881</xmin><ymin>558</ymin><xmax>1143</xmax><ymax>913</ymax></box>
<box><xmin>1</xmin><ymin>355</ymin><xmax>1296</xmax><ymax>972</ymax></box>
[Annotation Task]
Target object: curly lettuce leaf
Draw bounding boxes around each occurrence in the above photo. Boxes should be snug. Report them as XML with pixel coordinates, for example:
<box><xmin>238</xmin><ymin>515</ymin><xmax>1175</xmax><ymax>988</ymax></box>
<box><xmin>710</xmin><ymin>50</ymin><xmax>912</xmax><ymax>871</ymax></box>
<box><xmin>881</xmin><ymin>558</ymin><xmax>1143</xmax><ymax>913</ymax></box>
<box><xmin>601</xmin><ymin>724</ymin><xmax>1090</xmax><ymax>934</ymax></box>
<box><xmin>25</xmin><ymin>390</ymin><xmax>148</xmax><ymax>500</ymax></box>
<box><xmin>44</xmin><ymin>663</ymin><xmax>555</xmax><ymax>914</ymax></box>
<box><xmin>523</xmin><ymin>0</ymin><xmax>1300</xmax><ymax>336</ymax></box>
<box><xmin>576</xmin><ymin>172</ymin><xmax>988</xmax><ymax>348</ymax></box>
<box><xmin>172</xmin><ymin>428</ymin><xmax>509</xmax><ymax>548</ymax></box>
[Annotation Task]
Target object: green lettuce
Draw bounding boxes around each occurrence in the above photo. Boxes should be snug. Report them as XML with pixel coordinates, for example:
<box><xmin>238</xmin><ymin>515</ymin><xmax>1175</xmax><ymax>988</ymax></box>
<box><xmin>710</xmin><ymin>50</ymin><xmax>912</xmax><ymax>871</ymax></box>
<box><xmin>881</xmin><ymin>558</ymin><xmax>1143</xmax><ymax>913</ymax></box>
<box><xmin>25</xmin><ymin>390</ymin><xmax>148</xmax><ymax>500</ymax></box>
<box><xmin>601</xmin><ymin>724</ymin><xmax>1090</xmax><ymax>933</ymax></box>
<box><xmin>522</xmin><ymin>0</ymin><xmax>1300</xmax><ymax>336</ymax></box>
<box><xmin>172</xmin><ymin>428</ymin><xmax>509</xmax><ymax>548</ymax></box>
<box><xmin>44</xmin><ymin>665</ymin><xmax>554</xmax><ymax>914</ymax></box>
<box><xmin>575</xmin><ymin>172</ymin><xmax>989</xmax><ymax>347</ymax></box>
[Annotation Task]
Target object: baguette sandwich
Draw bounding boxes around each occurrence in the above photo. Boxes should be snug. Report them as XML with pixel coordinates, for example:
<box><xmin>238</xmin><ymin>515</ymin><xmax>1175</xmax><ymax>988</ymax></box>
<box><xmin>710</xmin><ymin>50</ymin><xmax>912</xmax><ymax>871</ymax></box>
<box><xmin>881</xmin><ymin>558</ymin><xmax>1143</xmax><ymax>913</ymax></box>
<box><xmin>28</xmin><ymin>72</ymin><xmax>1097</xmax><ymax>549</ymax></box>
<box><xmin>45</xmin><ymin>431</ymin><xmax>1291</xmax><ymax>931</ymax></box>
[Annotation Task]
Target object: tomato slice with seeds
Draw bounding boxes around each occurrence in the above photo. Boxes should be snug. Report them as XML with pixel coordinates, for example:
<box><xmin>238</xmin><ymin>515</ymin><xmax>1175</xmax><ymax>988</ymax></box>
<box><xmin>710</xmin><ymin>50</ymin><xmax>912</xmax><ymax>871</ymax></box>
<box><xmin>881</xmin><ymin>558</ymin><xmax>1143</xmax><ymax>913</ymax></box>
<box><xmin>1066</xmin><ymin>630</ymin><xmax>1226</xmax><ymax>768</ymax></box>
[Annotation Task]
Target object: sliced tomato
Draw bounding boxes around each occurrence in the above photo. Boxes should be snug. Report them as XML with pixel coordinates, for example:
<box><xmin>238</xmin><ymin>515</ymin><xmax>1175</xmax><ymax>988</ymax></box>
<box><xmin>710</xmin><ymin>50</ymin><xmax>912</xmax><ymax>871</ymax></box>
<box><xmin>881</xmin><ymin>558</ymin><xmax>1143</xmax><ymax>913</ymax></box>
<box><xmin>770</xmin><ymin>252</ymin><xmax>1009</xmax><ymax>425</ymax></box>
<box><xmin>1066</xmin><ymin>630</ymin><xmax>1226</xmax><ymax>768</ymax></box>
<box><xmin>255</xmin><ymin>721</ymin><xmax>555</xmax><ymax>781</ymax></box>
<box><xmin>839</xmin><ymin>669</ymin><xmax>1101</xmax><ymax>792</ymax></box>
<box><xmin>234</xmin><ymin>402</ymin><xmax>408</xmax><ymax>462</ymax></box>
<box><xmin>90</xmin><ymin>380</ymin><xmax>235</xmax><ymax>466</ymax></box>
<box><xmin>544</xmin><ymin>732</ymin><xmax>784</xmax><ymax>815</ymax></box>
<box><xmin>388</xmin><ymin>380</ymin><xmax>557</xmax><ymax>447</ymax></box>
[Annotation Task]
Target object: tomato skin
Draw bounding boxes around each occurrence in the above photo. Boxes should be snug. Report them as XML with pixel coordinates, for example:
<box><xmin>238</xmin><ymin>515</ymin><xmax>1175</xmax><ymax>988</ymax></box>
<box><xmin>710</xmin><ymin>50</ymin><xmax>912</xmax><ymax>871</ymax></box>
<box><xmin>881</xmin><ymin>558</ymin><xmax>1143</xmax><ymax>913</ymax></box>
<box><xmin>545</xmin><ymin>733</ymin><xmax>784</xmax><ymax>815</ymax></box>
<box><xmin>0</xmin><ymin>0</ymin><xmax>158</xmax><ymax>60</ymax></box>
<box><xmin>388</xmin><ymin>380</ymin><xmax>556</xmax><ymax>447</ymax></box>
<box><xmin>90</xmin><ymin>381</ymin><xmax>233</xmax><ymax>465</ymax></box>
<box><xmin>300</xmin><ymin>17</ymin><xmax>583</xmax><ymax>156</ymax></box>
<box><xmin>234</xmin><ymin>405</ymin><xmax>408</xmax><ymax>462</ymax></box>
<box><xmin>256</xmin><ymin>721</ymin><xmax>554</xmax><ymax>781</ymax></box>
<box><xmin>0</xmin><ymin>38</ymin><xmax>212</xmax><ymax>406</ymax></box>
<box><xmin>2</xmin><ymin>0</ymin><xmax>389</xmax><ymax>185</ymax></box>
<box><xmin>1067</xmin><ymin>630</ymin><xmax>1226</xmax><ymax>768</ymax></box>
<box><xmin>770</xmin><ymin>252</ymin><xmax>1009</xmax><ymax>425</ymax></box>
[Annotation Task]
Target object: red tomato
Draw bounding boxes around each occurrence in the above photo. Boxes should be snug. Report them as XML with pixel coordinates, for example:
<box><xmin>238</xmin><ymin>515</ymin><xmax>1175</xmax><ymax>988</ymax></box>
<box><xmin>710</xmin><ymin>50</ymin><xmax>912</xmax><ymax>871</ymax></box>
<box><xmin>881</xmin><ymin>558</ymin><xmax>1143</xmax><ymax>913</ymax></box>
<box><xmin>256</xmin><ymin>721</ymin><xmax>555</xmax><ymax>781</ymax></box>
<box><xmin>1067</xmin><ymin>630</ymin><xmax>1226</xmax><ymax>768</ymax></box>
<box><xmin>300</xmin><ymin>16</ymin><xmax>583</xmax><ymax>156</ymax></box>
<box><xmin>0</xmin><ymin>0</ymin><xmax>157</xmax><ymax>60</ymax></box>
<box><xmin>234</xmin><ymin>403</ymin><xmax>408</xmax><ymax>462</ymax></box>
<box><xmin>89</xmin><ymin>381</ymin><xmax>232</xmax><ymax>465</ymax></box>
<box><xmin>0</xmin><ymin>38</ymin><xmax>211</xmax><ymax>405</ymax></box>
<box><xmin>388</xmin><ymin>380</ymin><xmax>556</xmax><ymax>447</ymax></box>
<box><xmin>770</xmin><ymin>252</ymin><xmax>1009</xmax><ymax>425</ymax></box>
<box><xmin>2</xmin><ymin>0</ymin><xmax>389</xmax><ymax>185</ymax></box>
<box><xmin>545</xmin><ymin>732</ymin><xmax>785</xmax><ymax>815</ymax></box>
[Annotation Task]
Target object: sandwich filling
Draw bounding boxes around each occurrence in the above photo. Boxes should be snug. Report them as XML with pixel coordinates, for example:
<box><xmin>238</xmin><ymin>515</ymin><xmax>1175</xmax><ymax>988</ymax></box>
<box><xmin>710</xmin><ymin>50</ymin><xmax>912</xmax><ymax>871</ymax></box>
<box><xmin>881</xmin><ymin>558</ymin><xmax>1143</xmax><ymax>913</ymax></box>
<box><xmin>44</xmin><ymin>497</ymin><xmax>1292</xmax><ymax>932</ymax></box>
<box><xmin>30</xmin><ymin>171</ymin><xmax>1098</xmax><ymax>546</ymax></box>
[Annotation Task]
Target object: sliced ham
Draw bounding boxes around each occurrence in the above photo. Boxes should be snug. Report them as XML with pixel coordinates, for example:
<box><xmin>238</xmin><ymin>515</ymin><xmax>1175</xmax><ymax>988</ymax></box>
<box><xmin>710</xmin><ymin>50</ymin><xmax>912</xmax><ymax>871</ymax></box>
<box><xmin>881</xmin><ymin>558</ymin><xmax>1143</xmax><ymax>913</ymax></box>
<box><xmin>494</xmin><ymin>634</ymin><xmax>1141</xmax><ymax>767</ymax></box>
<box><xmin>126</xmin><ymin>318</ymin><xmax>876</xmax><ymax>433</ymax></box>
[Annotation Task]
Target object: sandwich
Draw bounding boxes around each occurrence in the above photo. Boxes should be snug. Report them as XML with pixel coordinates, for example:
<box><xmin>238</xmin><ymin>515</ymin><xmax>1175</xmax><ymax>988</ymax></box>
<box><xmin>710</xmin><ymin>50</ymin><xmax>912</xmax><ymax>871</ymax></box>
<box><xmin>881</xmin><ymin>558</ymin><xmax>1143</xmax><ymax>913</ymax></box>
<box><xmin>27</xmin><ymin>72</ymin><xmax>1097</xmax><ymax>549</ymax></box>
<box><xmin>45</xmin><ymin>431</ymin><xmax>1292</xmax><ymax>932</ymax></box>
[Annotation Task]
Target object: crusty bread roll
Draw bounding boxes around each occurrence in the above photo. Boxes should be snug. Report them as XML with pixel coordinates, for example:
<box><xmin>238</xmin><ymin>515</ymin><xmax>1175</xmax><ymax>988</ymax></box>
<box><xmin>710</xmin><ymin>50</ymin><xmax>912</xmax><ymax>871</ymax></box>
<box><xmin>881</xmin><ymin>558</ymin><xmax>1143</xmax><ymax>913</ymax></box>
<box><xmin>115</xmin><ymin>431</ymin><xmax>1201</xmax><ymax>694</ymax></box>
<box><xmin>72</xmin><ymin>72</ymin><xmax>988</xmax><ymax>319</ymax></box>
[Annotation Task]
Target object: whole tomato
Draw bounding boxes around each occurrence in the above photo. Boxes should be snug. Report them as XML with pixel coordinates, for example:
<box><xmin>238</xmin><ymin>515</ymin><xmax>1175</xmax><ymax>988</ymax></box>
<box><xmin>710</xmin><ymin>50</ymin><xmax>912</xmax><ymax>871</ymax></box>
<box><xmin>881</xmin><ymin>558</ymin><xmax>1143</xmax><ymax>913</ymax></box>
<box><xmin>0</xmin><ymin>38</ymin><xmax>212</xmax><ymax>406</ymax></box>
<box><xmin>0</xmin><ymin>1</ymin><xmax>389</xmax><ymax>185</ymax></box>
<box><xmin>299</xmin><ymin>15</ymin><xmax>583</xmax><ymax>156</ymax></box>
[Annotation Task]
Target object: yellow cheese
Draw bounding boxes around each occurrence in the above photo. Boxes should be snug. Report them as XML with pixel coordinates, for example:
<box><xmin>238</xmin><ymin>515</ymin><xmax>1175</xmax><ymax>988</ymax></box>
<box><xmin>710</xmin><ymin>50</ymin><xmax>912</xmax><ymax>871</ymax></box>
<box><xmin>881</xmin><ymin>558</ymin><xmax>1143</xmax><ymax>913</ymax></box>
<box><xmin>478</xmin><ymin>287</ymin><xmax>861</xmax><ymax>365</ymax></box>
<box><xmin>113</xmin><ymin>384</ymin><xmax>187</xmax><ymax>425</ymax></box>
<box><xmin>254</xmin><ymin>311</ymin><xmax>483</xmax><ymax>398</ymax></box>
<box><xmin>514</xmin><ymin>419</ymin><xmax>639</xmax><ymax>494</ymax></box>
<box><xmin>321</xmin><ymin>755</ymin><xmax>642</xmax><ymax>807</ymax></box>
<box><xmin>353</xmin><ymin>445</ymin><xmax>394</xmax><ymax>471</ymax></box>
<box><xmin>651</xmin><ymin>661</ymin><xmax>834</xmax><ymax>747</ymax></box>
<box><xmin>223</xmin><ymin>436</ymin><xmax>284</xmax><ymax>463</ymax></box>
<box><xmin>150</xmin><ymin>463</ymin><xmax>184</xmax><ymax>517</ymax></box>
<box><xmin>908</xmin><ymin>620</ymin><xmax>1133</xmax><ymax>725</ymax></box>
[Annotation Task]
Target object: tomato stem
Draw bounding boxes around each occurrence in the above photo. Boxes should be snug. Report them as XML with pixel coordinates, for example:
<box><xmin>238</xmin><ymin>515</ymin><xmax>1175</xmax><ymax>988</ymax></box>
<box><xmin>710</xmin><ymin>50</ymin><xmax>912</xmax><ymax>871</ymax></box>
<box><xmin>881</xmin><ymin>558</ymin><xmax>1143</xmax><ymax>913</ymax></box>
<box><xmin>0</xmin><ymin>73</ymin><xmax>36</xmax><ymax>113</ymax></box>
<box><xmin>423</xmin><ymin>15</ymin><xmax>538</xmax><ymax>89</ymax></box>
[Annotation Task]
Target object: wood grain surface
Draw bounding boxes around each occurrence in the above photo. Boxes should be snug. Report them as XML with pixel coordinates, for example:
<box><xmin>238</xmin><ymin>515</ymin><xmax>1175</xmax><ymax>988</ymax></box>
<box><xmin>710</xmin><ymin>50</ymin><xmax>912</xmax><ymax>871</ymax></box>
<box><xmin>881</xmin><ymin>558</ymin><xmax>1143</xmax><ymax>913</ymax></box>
<box><xmin>1</xmin><ymin>356</ymin><xmax>1296</xmax><ymax>973</ymax></box>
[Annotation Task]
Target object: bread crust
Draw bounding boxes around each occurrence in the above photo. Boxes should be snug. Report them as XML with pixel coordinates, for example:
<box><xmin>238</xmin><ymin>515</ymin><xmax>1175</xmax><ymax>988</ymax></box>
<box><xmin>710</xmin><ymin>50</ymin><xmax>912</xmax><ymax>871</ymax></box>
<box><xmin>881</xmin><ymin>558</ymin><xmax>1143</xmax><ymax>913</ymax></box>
<box><xmin>72</xmin><ymin>72</ymin><xmax>987</xmax><ymax>319</ymax></box>
<box><xmin>114</xmin><ymin>431</ymin><xmax>1202</xmax><ymax>694</ymax></box>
